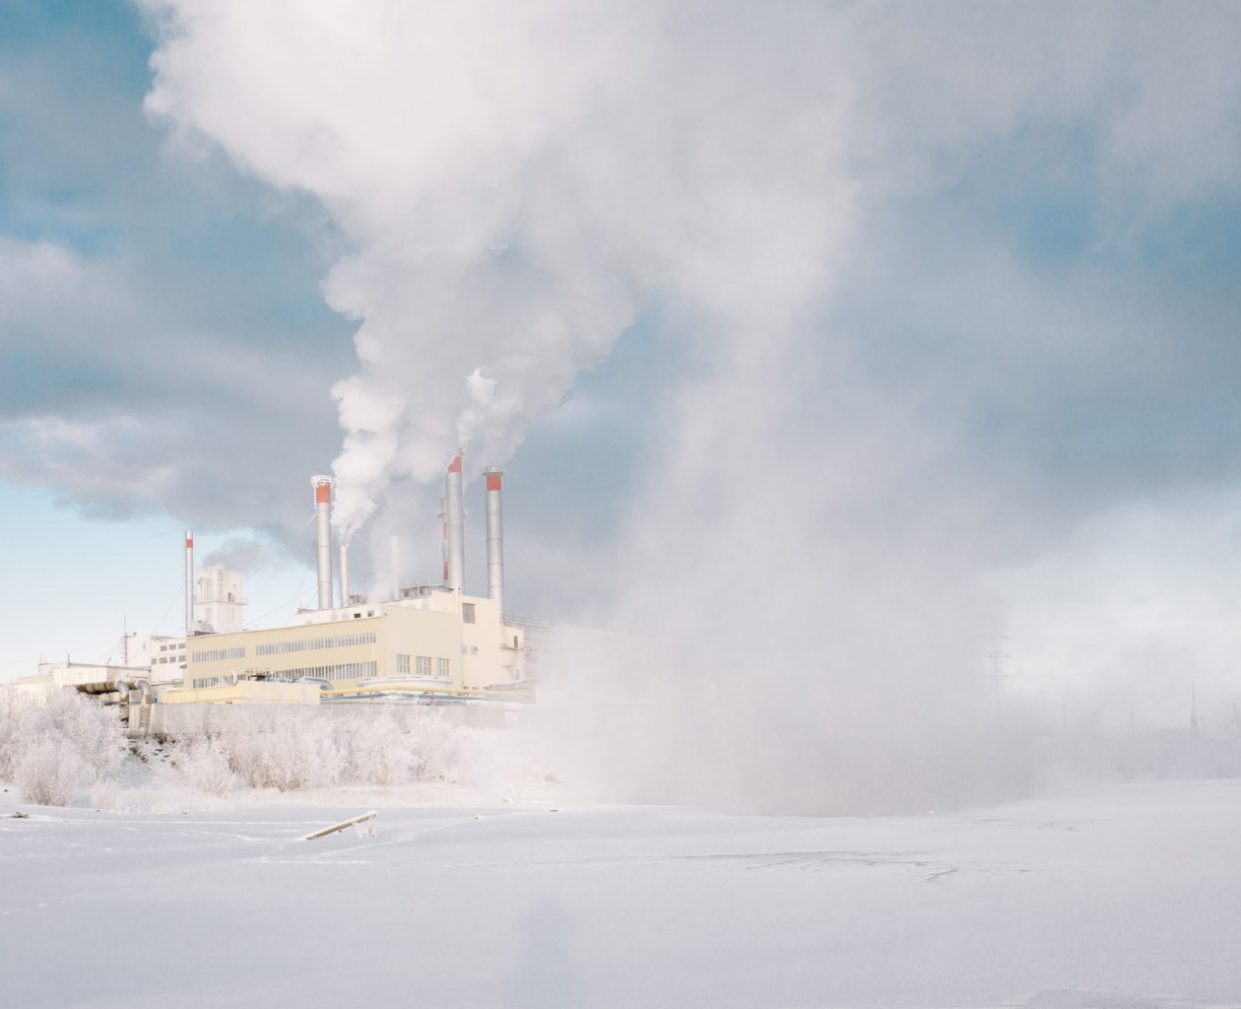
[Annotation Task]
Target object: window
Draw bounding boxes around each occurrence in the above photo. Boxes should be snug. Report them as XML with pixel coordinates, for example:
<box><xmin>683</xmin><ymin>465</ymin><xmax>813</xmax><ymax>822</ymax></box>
<box><xmin>256</xmin><ymin>632</ymin><xmax>377</xmax><ymax>656</ymax></box>
<box><xmin>278</xmin><ymin>661</ymin><xmax>377</xmax><ymax>682</ymax></box>
<box><xmin>436</xmin><ymin>658</ymin><xmax>450</xmax><ymax>679</ymax></box>
<box><xmin>192</xmin><ymin>674</ymin><xmax>239</xmax><ymax>688</ymax></box>
<box><xmin>396</xmin><ymin>654</ymin><xmax>411</xmax><ymax>675</ymax></box>
<box><xmin>191</xmin><ymin>646</ymin><xmax>246</xmax><ymax>662</ymax></box>
<box><xmin>462</xmin><ymin>603</ymin><xmax>475</xmax><ymax>624</ymax></box>
<box><xmin>416</xmin><ymin>655</ymin><xmax>432</xmax><ymax>677</ymax></box>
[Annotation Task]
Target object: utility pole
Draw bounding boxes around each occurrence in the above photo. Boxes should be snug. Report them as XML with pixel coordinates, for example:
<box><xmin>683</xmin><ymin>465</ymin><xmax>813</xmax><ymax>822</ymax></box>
<box><xmin>985</xmin><ymin>633</ymin><xmax>1013</xmax><ymax>716</ymax></box>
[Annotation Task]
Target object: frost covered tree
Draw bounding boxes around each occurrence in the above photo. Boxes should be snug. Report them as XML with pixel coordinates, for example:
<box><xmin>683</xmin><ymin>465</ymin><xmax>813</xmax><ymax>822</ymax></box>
<box><xmin>0</xmin><ymin>690</ymin><xmax>127</xmax><ymax>806</ymax></box>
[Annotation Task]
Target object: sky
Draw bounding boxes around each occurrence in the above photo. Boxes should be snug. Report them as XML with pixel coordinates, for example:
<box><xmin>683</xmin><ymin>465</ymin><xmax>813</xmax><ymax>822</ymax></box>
<box><xmin>2</xmin><ymin>1</ymin><xmax>1241</xmax><ymax>755</ymax></box>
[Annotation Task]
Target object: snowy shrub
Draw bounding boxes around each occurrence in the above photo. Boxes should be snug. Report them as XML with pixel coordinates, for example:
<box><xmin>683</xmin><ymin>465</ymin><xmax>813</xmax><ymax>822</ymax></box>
<box><xmin>345</xmin><ymin>706</ymin><xmax>410</xmax><ymax>786</ymax></box>
<box><xmin>407</xmin><ymin>710</ymin><xmax>470</xmax><ymax>783</ymax></box>
<box><xmin>172</xmin><ymin>736</ymin><xmax>236</xmax><ymax>796</ymax></box>
<box><xmin>89</xmin><ymin>778</ymin><xmax>120</xmax><ymax>811</ymax></box>
<box><xmin>151</xmin><ymin>701</ymin><xmax>525</xmax><ymax>796</ymax></box>
<box><xmin>213</xmin><ymin>707</ymin><xmax>345</xmax><ymax>792</ymax></box>
<box><xmin>0</xmin><ymin>691</ymin><xmax>29</xmax><ymax>782</ymax></box>
<box><xmin>16</xmin><ymin>739</ymin><xmax>86</xmax><ymax>806</ymax></box>
<box><xmin>43</xmin><ymin>691</ymin><xmax>127</xmax><ymax>776</ymax></box>
<box><xmin>0</xmin><ymin>689</ymin><xmax>127</xmax><ymax>806</ymax></box>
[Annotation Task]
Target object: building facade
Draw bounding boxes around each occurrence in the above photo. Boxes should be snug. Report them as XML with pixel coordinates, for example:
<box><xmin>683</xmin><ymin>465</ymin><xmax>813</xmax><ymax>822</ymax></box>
<box><xmin>197</xmin><ymin>566</ymin><xmax>246</xmax><ymax>634</ymax></box>
<box><xmin>182</xmin><ymin>587</ymin><xmax>526</xmax><ymax>698</ymax></box>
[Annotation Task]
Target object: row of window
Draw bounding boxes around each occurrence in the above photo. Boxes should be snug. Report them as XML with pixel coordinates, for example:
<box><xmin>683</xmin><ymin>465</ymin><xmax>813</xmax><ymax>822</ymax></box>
<box><xmin>191</xmin><ymin>647</ymin><xmax>246</xmax><ymax>662</ymax></box>
<box><xmin>255</xmin><ymin>632</ymin><xmax>377</xmax><ymax>656</ymax></box>
<box><xmin>396</xmin><ymin>655</ymin><xmax>452</xmax><ymax>679</ymax></box>
<box><xmin>280</xmin><ymin>661</ymin><xmax>378</xmax><ymax>682</ymax></box>
<box><xmin>190</xmin><ymin>660</ymin><xmax>379</xmax><ymax>690</ymax></box>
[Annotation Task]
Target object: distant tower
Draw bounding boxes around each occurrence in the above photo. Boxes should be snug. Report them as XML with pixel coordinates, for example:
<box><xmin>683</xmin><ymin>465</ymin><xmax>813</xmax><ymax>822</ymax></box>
<box><xmin>184</xmin><ymin>530</ymin><xmax>195</xmax><ymax>638</ymax></box>
<box><xmin>196</xmin><ymin>567</ymin><xmax>247</xmax><ymax>634</ymax></box>
<box><xmin>445</xmin><ymin>454</ymin><xmax>465</xmax><ymax>592</ymax></box>
<box><xmin>311</xmin><ymin>475</ymin><xmax>334</xmax><ymax>609</ymax></box>
<box><xmin>484</xmin><ymin>468</ymin><xmax>504</xmax><ymax>615</ymax></box>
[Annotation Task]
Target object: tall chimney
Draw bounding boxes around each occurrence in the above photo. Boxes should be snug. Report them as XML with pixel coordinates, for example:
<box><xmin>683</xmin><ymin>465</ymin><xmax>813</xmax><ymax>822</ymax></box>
<box><xmin>311</xmin><ymin>475</ymin><xmax>334</xmax><ymax>609</ymax></box>
<box><xmin>445</xmin><ymin>454</ymin><xmax>465</xmax><ymax>592</ymax></box>
<box><xmin>484</xmin><ymin>469</ymin><xmax>504</xmax><ymax>615</ymax></box>
<box><xmin>390</xmin><ymin>534</ymin><xmax>401</xmax><ymax>600</ymax></box>
<box><xmin>339</xmin><ymin>542</ymin><xmax>350</xmax><ymax>605</ymax></box>
<box><xmin>184</xmin><ymin>530</ymin><xmax>195</xmax><ymax>639</ymax></box>
<box><xmin>440</xmin><ymin>498</ymin><xmax>449</xmax><ymax>585</ymax></box>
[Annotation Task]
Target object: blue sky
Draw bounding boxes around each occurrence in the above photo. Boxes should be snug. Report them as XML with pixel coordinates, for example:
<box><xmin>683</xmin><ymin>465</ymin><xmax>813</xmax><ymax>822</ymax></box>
<box><xmin>0</xmin><ymin>0</ymin><xmax>348</xmax><ymax>671</ymax></box>
<box><xmin>3</xmin><ymin>1</ymin><xmax>1241</xmax><ymax>726</ymax></box>
<box><xmin>0</xmin><ymin>0</ymin><xmax>671</xmax><ymax>674</ymax></box>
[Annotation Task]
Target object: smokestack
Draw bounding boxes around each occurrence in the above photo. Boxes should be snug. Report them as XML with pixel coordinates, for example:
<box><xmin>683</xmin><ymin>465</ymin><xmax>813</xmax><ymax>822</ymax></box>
<box><xmin>445</xmin><ymin>453</ymin><xmax>465</xmax><ymax>592</ymax></box>
<box><xmin>390</xmin><ymin>534</ymin><xmax>401</xmax><ymax>601</ymax></box>
<box><xmin>339</xmin><ymin>542</ymin><xmax>350</xmax><ymax>605</ymax></box>
<box><xmin>311</xmin><ymin>475</ymin><xmax>334</xmax><ymax>609</ymax></box>
<box><xmin>484</xmin><ymin>468</ymin><xmax>504</xmax><ymax>615</ymax></box>
<box><xmin>184</xmin><ymin>530</ymin><xmax>194</xmax><ymax>639</ymax></box>
<box><xmin>440</xmin><ymin>498</ymin><xmax>449</xmax><ymax>584</ymax></box>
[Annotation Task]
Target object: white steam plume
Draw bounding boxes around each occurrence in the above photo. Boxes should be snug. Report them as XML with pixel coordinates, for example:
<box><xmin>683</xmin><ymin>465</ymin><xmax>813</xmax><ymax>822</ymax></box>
<box><xmin>139</xmin><ymin>2</ymin><xmax>1241</xmax><ymax>811</ymax></box>
<box><xmin>141</xmin><ymin>2</ymin><xmax>855</xmax><ymax>540</ymax></box>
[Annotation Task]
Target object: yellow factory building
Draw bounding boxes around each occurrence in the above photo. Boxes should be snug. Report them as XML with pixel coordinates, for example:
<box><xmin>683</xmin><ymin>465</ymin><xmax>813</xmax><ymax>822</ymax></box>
<box><xmin>178</xmin><ymin>587</ymin><xmax>527</xmax><ymax>701</ymax></box>
<box><xmin>161</xmin><ymin>459</ymin><xmax>530</xmax><ymax>709</ymax></box>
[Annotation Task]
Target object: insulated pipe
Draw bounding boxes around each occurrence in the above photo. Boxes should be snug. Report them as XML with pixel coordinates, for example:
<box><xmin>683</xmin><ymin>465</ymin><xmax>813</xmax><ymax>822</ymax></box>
<box><xmin>311</xmin><ymin>476</ymin><xmax>334</xmax><ymax>609</ymax></box>
<box><xmin>445</xmin><ymin>454</ymin><xmax>465</xmax><ymax>592</ymax></box>
<box><xmin>484</xmin><ymin>469</ymin><xmax>504</xmax><ymax>615</ymax></box>
<box><xmin>184</xmin><ymin>530</ymin><xmax>194</xmax><ymax>639</ymax></box>
<box><xmin>339</xmin><ymin>542</ymin><xmax>350</xmax><ymax>606</ymax></box>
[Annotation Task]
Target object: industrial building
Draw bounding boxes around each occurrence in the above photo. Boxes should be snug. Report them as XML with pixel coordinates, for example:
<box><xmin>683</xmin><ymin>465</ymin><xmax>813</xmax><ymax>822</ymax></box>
<box><xmin>119</xmin><ymin>565</ymin><xmax>248</xmax><ymax>680</ymax></box>
<box><xmin>172</xmin><ymin>456</ymin><xmax>528</xmax><ymax>705</ymax></box>
<box><xmin>3</xmin><ymin>456</ymin><xmax>529</xmax><ymax>733</ymax></box>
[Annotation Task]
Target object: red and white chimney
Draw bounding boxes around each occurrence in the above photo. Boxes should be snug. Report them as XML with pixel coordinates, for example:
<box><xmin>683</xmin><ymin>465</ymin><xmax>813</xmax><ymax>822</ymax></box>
<box><xmin>184</xmin><ymin>530</ymin><xmax>195</xmax><ymax>638</ymax></box>
<box><xmin>311</xmin><ymin>476</ymin><xmax>334</xmax><ymax>609</ymax></box>
<box><xmin>445</xmin><ymin>454</ymin><xmax>465</xmax><ymax>592</ymax></box>
<box><xmin>484</xmin><ymin>469</ymin><xmax>504</xmax><ymax>615</ymax></box>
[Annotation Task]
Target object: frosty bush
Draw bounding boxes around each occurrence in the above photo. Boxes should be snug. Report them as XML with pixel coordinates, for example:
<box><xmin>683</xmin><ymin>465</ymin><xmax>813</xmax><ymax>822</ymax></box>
<box><xmin>0</xmin><ymin>691</ymin><xmax>27</xmax><ymax>783</ymax></box>
<box><xmin>406</xmin><ymin>711</ymin><xmax>470</xmax><ymax>783</ymax></box>
<box><xmin>171</xmin><ymin>735</ymin><xmax>236</xmax><ymax>796</ymax></box>
<box><xmin>224</xmin><ymin>707</ymin><xmax>346</xmax><ymax>790</ymax></box>
<box><xmin>89</xmin><ymin>777</ymin><xmax>120</xmax><ymax>811</ymax></box>
<box><xmin>16</xmin><ymin>739</ymin><xmax>85</xmax><ymax>806</ymax></box>
<box><xmin>165</xmin><ymin>703</ymin><xmax>496</xmax><ymax>793</ymax></box>
<box><xmin>0</xmin><ymin>690</ymin><xmax>127</xmax><ymax>806</ymax></box>
<box><xmin>346</xmin><ymin>706</ymin><xmax>409</xmax><ymax>786</ymax></box>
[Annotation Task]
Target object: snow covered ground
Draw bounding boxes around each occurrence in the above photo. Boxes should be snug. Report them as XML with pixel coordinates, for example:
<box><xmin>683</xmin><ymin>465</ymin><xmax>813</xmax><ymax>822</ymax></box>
<box><xmin>4</xmin><ymin>779</ymin><xmax>1241</xmax><ymax>1008</ymax></box>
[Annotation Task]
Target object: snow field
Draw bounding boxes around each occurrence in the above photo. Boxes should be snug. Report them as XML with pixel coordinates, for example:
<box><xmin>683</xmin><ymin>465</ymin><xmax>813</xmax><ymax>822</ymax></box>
<box><xmin>4</xmin><ymin>780</ymin><xmax>1241</xmax><ymax>1008</ymax></box>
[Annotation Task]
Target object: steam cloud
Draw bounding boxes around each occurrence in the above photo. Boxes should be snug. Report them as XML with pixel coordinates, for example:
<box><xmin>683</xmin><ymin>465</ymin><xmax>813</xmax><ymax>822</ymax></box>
<box><xmin>141</xmin><ymin>3</ymin><xmax>859</xmax><ymax>526</ymax></box>
<box><xmin>201</xmin><ymin>535</ymin><xmax>270</xmax><ymax>573</ymax></box>
<box><xmin>141</xmin><ymin>2</ymin><xmax>1241</xmax><ymax>811</ymax></box>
